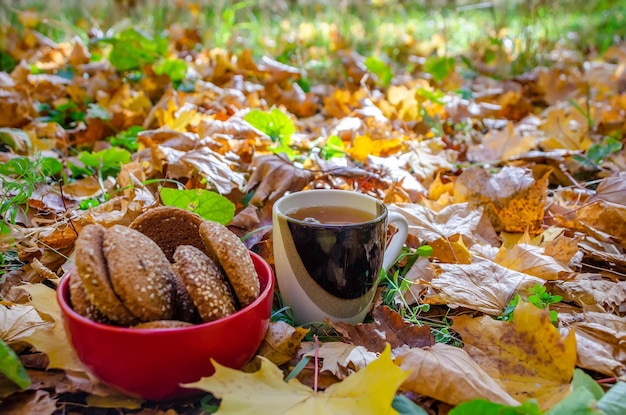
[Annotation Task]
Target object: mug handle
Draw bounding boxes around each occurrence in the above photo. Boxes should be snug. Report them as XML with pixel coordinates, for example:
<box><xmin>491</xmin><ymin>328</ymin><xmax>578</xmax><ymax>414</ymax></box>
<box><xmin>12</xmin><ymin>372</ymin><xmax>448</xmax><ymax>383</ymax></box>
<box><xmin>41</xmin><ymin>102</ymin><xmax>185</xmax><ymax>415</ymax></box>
<box><xmin>382</xmin><ymin>212</ymin><xmax>409</xmax><ymax>271</ymax></box>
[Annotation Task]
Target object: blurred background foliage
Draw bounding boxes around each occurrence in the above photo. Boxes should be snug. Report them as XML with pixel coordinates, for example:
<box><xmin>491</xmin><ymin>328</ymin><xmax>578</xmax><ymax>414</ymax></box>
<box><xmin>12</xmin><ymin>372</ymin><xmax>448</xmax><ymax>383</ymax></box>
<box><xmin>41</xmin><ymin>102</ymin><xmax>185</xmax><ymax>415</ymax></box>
<box><xmin>0</xmin><ymin>0</ymin><xmax>625</xmax><ymax>79</ymax></box>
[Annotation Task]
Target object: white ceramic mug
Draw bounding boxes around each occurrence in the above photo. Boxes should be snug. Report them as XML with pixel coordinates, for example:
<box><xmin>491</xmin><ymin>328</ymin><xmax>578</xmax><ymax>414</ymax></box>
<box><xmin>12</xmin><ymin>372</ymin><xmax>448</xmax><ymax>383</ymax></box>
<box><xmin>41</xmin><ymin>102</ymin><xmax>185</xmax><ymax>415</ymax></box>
<box><xmin>272</xmin><ymin>190</ymin><xmax>409</xmax><ymax>325</ymax></box>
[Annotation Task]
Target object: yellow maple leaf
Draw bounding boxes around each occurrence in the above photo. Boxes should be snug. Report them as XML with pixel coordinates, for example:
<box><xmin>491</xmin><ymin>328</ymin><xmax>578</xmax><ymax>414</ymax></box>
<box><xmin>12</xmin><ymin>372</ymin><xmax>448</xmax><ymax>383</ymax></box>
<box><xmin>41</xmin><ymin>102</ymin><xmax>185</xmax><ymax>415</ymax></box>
<box><xmin>452</xmin><ymin>301</ymin><xmax>577</xmax><ymax>410</ymax></box>
<box><xmin>349</xmin><ymin>134</ymin><xmax>404</xmax><ymax>163</ymax></box>
<box><xmin>20</xmin><ymin>282</ymin><xmax>89</xmax><ymax>375</ymax></box>
<box><xmin>183</xmin><ymin>345</ymin><xmax>408</xmax><ymax>415</ymax></box>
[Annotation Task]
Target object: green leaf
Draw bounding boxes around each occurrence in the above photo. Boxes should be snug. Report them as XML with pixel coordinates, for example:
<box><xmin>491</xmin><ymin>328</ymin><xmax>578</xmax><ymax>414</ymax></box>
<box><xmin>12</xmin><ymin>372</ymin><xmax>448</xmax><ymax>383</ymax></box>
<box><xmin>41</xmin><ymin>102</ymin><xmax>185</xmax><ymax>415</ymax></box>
<box><xmin>545</xmin><ymin>387</ymin><xmax>600</xmax><ymax>415</ymax></box>
<box><xmin>159</xmin><ymin>188</ymin><xmax>235</xmax><ymax>224</ymax></box>
<box><xmin>105</xmin><ymin>28</ymin><xmax>168</xmax><ymax>72</ymax></box>
<box><xmin>423</xmin><ymin>56</ymin><xmax>455</xmax><ymax>83</ymax></box>
<box><xmin>109</xmin><ymin>126</ymin><xmax>144</xmax><ymax>152</ymax></box>
<box><xmin>365</xmin><ymin>56</ymin><xmax>393</xmax><ymax>88</ymax></box>
<box><xmin>392</xmin><ymin>394</ymin><xmax>429</xmax><ymax>415</ymax></box>
<box><xmin>320</xmin><ymin>135</ymin><xmax>346</xmax><ymax>159</ymax></box>
<box><xmin>0</xmin><ymin>338</ymin><xmax>30</xmax><ymax>390</ymax></box>
<box><xmin>154</xmin><ymin>58</ymin><xmax>188</xmax><ymax>82</ymax></box>
<box><xmin>572</xmin><ymin>369</ymin><xmax>604</xmax><ymax>400</ymax></box>
<box><xmin>74</xmin><ymin>147</ymin><xmax>131</xmax><ymax>179</ymax></box>
<box><xmin>415</xmin><ymin>245</ymin><xmax>433</xmax><ymax>257</ymax></box>
<box><xmin>244</xmin><ymin>108</ymin><xmax>295</xmax><ymax>146</ymax></box>
<box><xmin>450</xmin><ymin>399</ymin><xmax>543</xmax><ymax>415</ymax></box>
<box><xmin>598</xmin><ymin>382</ymin><xmax>626</xmax><ymax>415</ymax></box>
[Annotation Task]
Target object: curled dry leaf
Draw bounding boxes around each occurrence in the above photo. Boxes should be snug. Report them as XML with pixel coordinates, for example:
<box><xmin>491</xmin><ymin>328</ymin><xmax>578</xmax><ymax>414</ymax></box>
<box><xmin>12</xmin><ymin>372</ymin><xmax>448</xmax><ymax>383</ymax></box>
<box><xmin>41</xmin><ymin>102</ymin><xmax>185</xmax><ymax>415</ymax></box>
<box><xmin>255</xmin><ymin>321</ymin><xmax>309</xmax><ymax>366</ymax></box>
<box><xmin>302</xmin><ymin>342</ymin><xmax>378</xmax><ymax>379</ymax></box>
<box><xmin>559</xmin><ymin>311</ymin><xmax>626</xmax><ymax>377</ymax></box>
<box><xmin>396</xmin><ymin>343</ymin><xmax>519</xmax><ymax>406</ymax></box>
<box><xmin>452</xmin><ymin>302</ymin><xmax>577</xmax><ymax>410</ymax></box>
<box><xmin>331</xmin><ymin>305</ymin><xmax>435</xmax><ymax>353</ymax></box>
<box><xmin>244</xmin><ymin>154</ymin><xmax>314</xmax><ymax>207</ymax></box>
<box><xmin>423</xmin><ymin>258</ymin><xmax>544</xmax><ymax>315</ymax></box>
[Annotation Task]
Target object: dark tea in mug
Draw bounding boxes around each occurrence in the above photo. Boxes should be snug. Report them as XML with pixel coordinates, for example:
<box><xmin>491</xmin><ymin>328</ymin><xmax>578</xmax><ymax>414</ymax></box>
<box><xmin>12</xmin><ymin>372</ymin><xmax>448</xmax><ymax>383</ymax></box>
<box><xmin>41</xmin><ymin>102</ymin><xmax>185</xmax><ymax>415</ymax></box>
<box><xmin>285</xmin><ymin>205</ymin><xmax>385</xmax><ymax>300</ymax></box>
<box><xmin>286</xmin><ymin>206</ymin><xmax>376</xmax><ymax>225</ymax></box>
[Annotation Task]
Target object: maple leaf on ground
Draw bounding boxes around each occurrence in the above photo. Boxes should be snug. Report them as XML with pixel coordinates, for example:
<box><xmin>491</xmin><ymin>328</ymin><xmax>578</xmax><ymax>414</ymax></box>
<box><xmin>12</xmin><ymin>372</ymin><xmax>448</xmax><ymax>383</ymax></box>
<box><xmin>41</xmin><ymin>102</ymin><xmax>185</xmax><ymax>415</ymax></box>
<box><xmin>495</xmin><ymin>241</ymin><xmax>574</xmax><ymax>280</ymax></box>
<box><xmin>330</xmin><ymin>305</ymin><xmax>435</xmax><ymax>353</ymax></box>
<box><xmin>452</xmin><ymin>302</ymin><xmax>577</xmax><ymax>410</ymax></box>
<box><xmin>593</xmin><ymin>173</ymin><xmax>626</xmax><ymax>206</ymax></box>
<box><xmin>559</xmin><ymin>311</ymin><xmax>626</xmax><ymax>377</ymax></box>
<box><xmin>396</xmin><ymin>343</ymin><xmax>518</xmax><ymax>407</ymax></box>
<box><xmin>423</xmin><ymin>258</ymin><xmax>544</xmax><ymax>315</ymax></box>
<box><xmin>244</xmin><ymin>154</ymin><xmax>314</xmax><ymax>207</ymax></box>
<box><xmin>454</xmin><ymin>166</ymin><xmax>550</xmax><ymax>233</ymax></box>
<box><xmin>183</xmin><ymin>345</ymin><xmax>408</xmax><ymax>415</ymax></box>
<box><xmin>0</xmin><ymin>303</ymin><xmax>52</xmax><ymax>344</ymax></box>
<box><xmin>467</xmin><ymin>121</ymin><xmax>536</xmax><ymax>163</ymax></box>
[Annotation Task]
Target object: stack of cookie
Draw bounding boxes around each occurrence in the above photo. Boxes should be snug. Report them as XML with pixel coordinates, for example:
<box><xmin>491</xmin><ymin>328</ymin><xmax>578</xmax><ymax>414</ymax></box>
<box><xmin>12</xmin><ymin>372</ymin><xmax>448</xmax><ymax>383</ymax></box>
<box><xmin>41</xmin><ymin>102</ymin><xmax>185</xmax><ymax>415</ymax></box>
<box><xmin>69</xmin><ymin>207</ymin><xmax>261</xmax><ymax>328</ymax></box>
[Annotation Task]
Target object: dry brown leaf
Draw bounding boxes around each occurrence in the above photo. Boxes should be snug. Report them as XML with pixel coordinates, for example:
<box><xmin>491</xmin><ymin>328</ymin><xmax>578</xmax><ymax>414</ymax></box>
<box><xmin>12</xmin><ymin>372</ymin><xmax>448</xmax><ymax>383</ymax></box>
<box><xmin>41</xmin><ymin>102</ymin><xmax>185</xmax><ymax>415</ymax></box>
<box><xmin>454</xmin><ymin>166</ymin><xmax>549</xmax><ymax>233</ymax></box>
<box><xmin>0</xmin><ymin>390</ymin><xmax>57</xmax><ymax>415</ymax></box>
<box><xmin>559</xmin><ymin>311</ymin><xmax>626</xmax><ymax>377</ymax></box>
<box><xmin>593</xmin><ymin>173</ymin><xmax>626</xmax><ymax>206</ymax></box>
<box><xmin>20</xmin><ymin>282</ymin><xmax>89</xmax><ymax>375</ymax></box>
<box><xmin>467</xmin><ymin>121</ymin><xmax>536</xmax><ymax>162</ymax></box>
<box><xmin>388</xmin><ymin>202</ymin><xmax>483</xmax><ymax>244</ymax></box>
<box><xmin>548</xmin><ymin>275</ymin><xmax>625</xmax><ymax>314</ymax></box>
<box><xmin>244</xmin><ymin>154</ymin><xmax>314</xmax><ymax>207</ymax></box>
<box><xmin>452</xmin><ymin>302</ymin><xmax>577</xmax><ymax>410</ymax></box>
<box><xmin>401</xmin><ymin>137</ymin><xmax>457</xmax><ymax>180</ymax></box>
<box><xmin>495</xmin><ymin>242</ymin><xmax>573</xmax><ymax>280</ymax></box>
<box><xmin>423</xmin><ymin>258</ymin><xmax>544</xmax><ymax>315</ymax></box>
<box><xmin>555</xmin><ymin>199</ymin><xmax>626</xmax><ymax>248</ymax></box>
<box><xmin>331</xmin><ymin>306</ymin><xmax>435</xmax><ymax>353</ymax></box>
<box><xmin>255</xmin><ymin>321</ymin><xmax>309</xmax><ymax>366</ymax></box>
<box><xmin>396</xmin><ymin>343</ymin><xmax>519</xmax><ymax>406</ymax></box>
<box><xmin>302</xmin><ymin>341</ymin><xmax>378</xmax><ymax>379</ymax></box>
<box><xmin>0</xmin><ymin>303</ymin><xmax>52</xmax><ymax>344</ymax></box>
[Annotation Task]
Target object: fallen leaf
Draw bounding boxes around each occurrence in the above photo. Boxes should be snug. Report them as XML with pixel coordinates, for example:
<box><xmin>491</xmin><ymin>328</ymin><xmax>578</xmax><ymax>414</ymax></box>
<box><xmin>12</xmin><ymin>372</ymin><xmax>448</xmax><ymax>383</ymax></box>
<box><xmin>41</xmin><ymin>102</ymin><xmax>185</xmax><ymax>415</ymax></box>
<box><xmin>467</xmin><ymin>121</ymin><xmax>536</xmax><ymax>162</ymax></box>
<box><xmin>593</xmin><ymin>173</ymin><xmax>626</xmax><ymax>206</ymax></box>
<box><xmin>495</xmin><ymin>242</ymin><xmax>573</xmax><ymax>280</ymax></box>
<box><xmin>424</xmin><ymin>258</ymin><xmax>544</xmax><ymax>315</ymax></box>
<box><xmin>244</xmin><ymin>154</ymin><xmax>314</xmax><ymax>207</ymax></box>
<box><xmin>184</xmin><ymin>345</ymin><xmax>408</xmax><ymax>415</ymax></box>
<box><xmin>331</xmin><ymin>306</ymin><xmax>435</xmax><ymax>353</ymax></box>
<box><xmin>396</xmin><ymin>343</ymin><xmax>519</xmax><ymax>406</ymax></box>
<box><xmin>388</xmin><ymin>202</ymin><xmax>483</xmax><ymax>244</ymax></box>
<box><xmin>20</xmin><ymin>283</ymin><xmax>89</xmax><ymax>375</ymax></box>
<box><xmin>302</xmin><ymin>342</ymin><xmax>378</xmax><ymax>379</ymax></box>
<box><xmin>454</xmin><ymin>166</ymin><xmax>549</xmax><ymax>233</ymax></box>
<box><xmin>560</xmin><ymin>311</ymin><xmax>626</xmax><ymax>377</ymax></box>
<box><xmin>0</xmin><ymin>390</ymin><xmax>57</xmax><ymax>415</ymax></box>
<box><xmin>255</xmin><ymin>321</ymin><xmax>309</xmax><ymax>366</ymax></box>
<box><xmin>0</xmin><ymin>303</ymin><xmax>52</xmax><ymax>344</ymax></box>
<box><xmin>452</xmin><ymin>302</ymin><xmax>577</xmax><ymax>410</ymax></box>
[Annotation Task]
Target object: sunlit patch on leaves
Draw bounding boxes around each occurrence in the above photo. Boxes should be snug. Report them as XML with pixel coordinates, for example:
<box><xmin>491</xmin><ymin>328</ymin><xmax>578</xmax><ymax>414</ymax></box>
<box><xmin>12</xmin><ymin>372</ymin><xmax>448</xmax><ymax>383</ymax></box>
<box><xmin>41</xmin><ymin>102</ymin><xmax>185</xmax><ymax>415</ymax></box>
<box><xmin>159</xmin><ymin>187</ymin><xmax>235</xmax><ymax>224</ymax></box>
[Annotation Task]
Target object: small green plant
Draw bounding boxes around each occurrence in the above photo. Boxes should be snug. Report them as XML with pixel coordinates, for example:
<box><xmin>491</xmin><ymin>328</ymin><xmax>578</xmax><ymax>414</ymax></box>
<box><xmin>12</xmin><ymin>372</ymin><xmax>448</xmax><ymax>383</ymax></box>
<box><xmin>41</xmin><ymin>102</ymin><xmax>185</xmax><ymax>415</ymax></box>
<box><xmin>320</xmin><ymin>135</ymin><xmax>347</xmax><ymax>160</ymax></box>
<box><xmin>498</xmin><ymin>284</ymin><xmax>562</xmax><ymax>325</ymax></box>
<box><xmin>37</xmin><ymin>101</ymin><xmax>85</xmax><ymax>129</ymax></box>
<box><xmin>159</xmin><ymin>188</ymin><xmax>235</xmax><ymax>224</ymax></box>
<box><xmin>0</xmin><ymin>155</ymin><xmax>63</xmax><ymax>223</ymax></box>
<box><xmin>364</xmin><ymin>56</ymin><xmax>393</xmax><ymax>88</ymax></box>
<box><xmin>573</xmin><ymin>136</ymin><xmax>622</xmax><ymax>169</ymax></box>
<box><xmin>97</xmin><ymin>28</ymin><xmax>168</xmax><ymax>72</ymax></box>
<box><xmin>108</xmin><ymin>126</ymin><xmax>144</xmax><ymax>153</ymax></box>
<box><xmin>244</xmin><ymin>108</ymin><xmax>296</xmax><ymax>159</ymax></box>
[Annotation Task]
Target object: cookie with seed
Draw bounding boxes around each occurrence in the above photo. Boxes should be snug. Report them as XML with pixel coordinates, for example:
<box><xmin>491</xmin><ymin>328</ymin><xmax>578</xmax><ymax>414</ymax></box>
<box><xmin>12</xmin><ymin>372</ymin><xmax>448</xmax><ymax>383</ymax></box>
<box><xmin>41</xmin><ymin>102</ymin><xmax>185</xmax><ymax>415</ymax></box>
<box><xmin>74</xmin><ymin>224</ymin><xmax>138</xmax><ymax>326</ymax></box>
<box><xmin>129</xmin><ymin>206</ymin><xmax>206</xmax><ymax>262</ymax></box>
<box><xmin>68</xmin><ymin>270</ymin><xmax>110</xmax><ymax>324</ymax></box>
<box><xmin>103</xmin><ymin>225</ymin><xmax>176</xmax><ymax>322</ymax></box>
<box><xmin>199</xmin><ymin>221</ymin><xmax>260</xmax><ymax>307</ymax></box>
<box><xmin>171</xmin><ymin>269</ymin><xmax>201</xmax><ymax>323</ymax></box>
<box><xmin>133</xmin><ymin>320</ymin><xmax>194</xmax><ymax>329</ymax></box>
<box><xmin>173</xmin><ymin>245</ymin><xmax>236</xmax><ymax>322</ymax></box>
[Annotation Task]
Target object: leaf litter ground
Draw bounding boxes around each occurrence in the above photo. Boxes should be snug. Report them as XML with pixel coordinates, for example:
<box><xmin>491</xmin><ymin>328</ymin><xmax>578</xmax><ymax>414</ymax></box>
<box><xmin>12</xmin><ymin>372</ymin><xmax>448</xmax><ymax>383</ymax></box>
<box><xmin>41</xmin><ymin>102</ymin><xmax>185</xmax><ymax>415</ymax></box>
<box><xmin>0</xmin><ymin>7</ymin><xmax>625</xmax><ymax>415</ymax></box>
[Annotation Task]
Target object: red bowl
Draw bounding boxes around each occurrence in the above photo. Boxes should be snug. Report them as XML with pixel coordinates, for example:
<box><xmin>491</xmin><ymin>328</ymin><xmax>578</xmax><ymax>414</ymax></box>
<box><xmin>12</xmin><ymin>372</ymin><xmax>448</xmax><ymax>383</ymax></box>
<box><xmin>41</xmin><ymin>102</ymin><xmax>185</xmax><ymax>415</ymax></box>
<box><xmin>57</xmin><ymin>251</ymin><xmax>274</xmax><ymax>401</ymax></box>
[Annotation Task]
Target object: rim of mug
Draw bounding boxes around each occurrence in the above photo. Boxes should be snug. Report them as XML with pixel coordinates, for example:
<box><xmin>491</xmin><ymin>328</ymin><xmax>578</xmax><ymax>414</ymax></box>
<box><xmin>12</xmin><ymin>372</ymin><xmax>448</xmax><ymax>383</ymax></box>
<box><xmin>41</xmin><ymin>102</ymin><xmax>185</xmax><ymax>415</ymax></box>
<box><xmin>275</xmin><ymin>189</ymin><xmax>389</xmax><ymax>228</ymax></box>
